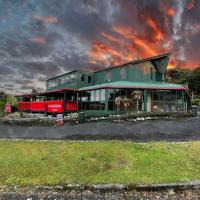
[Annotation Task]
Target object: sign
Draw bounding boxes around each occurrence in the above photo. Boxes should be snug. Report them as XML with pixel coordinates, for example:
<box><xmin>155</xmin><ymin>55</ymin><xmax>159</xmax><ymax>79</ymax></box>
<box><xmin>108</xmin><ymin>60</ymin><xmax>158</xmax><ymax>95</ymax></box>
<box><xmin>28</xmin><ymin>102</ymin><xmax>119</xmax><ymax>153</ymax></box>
<box><xmin>47</xmin><ymin>101</ymin><xmax>63</xmax><ymax>113</ymax></box>
<box><xmin>5</xmin><ymin>103</ymin><xmax>11</xmax><ymax>113</ymax></box>
<box><xmin>56</xmin><ymin>114</ymin><xmax>64</xmax><ymax>125</ymax></box>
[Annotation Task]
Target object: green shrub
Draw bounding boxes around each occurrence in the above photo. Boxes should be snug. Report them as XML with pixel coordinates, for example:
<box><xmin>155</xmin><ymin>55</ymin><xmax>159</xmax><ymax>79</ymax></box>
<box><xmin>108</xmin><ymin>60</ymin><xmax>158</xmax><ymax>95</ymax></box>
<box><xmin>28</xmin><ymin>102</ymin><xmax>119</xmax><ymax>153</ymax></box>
<box><xmin>0</xmin><ymin>92</ymin><xmax>17</xmax><ymax>114</ymax></box>
<box><xmin>192</xmin><ymin>98</ymin><xmax>200</xmax><ymax>105</ymax></box>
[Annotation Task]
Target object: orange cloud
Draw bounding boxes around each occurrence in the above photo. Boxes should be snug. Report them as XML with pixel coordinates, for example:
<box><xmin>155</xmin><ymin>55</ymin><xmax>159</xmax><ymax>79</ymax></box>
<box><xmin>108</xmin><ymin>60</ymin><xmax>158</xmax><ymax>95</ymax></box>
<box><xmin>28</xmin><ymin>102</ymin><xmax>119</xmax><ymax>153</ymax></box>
<box><xmin>112</xmin><ymin>25</ymin><xmax>158</xmax><ymax>56</ymax></box>
<box><xmin>87</xmin><ymin>24</ymin><xmax>164</xmax><ymax>67</ymax></box>
<box><xmin>101</xmin><ymin>32</ymin><xmax>122</xmax><ymax>44</ymax></box>
<box><xmin>166</xmin><ymin>7</ymin><xmax>175</xmax><ymax>17</ymax></box>
<box><xmin>87</xmin><ymin>41</ymin><xmax>123</xmax><ymax>66</ymax></box>
<box><xmin>146</xmin><ymin>17</ymin><xmax>164</xmax><ymax>41</ymax></box>
<box><xmin>30</xmin><ymin>36</ymin><xmax>46</xmax><ymax>45</ymax></box>
<box><xmin>33</xmin><ymin>15</ymin><xmax>58</xmax><ymax>24</ymax></box>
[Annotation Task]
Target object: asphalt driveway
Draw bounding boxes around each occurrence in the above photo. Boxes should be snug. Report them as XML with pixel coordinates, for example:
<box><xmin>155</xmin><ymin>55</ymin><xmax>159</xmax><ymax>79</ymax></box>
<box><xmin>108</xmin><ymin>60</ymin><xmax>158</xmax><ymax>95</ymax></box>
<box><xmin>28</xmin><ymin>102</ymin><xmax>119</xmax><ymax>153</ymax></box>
<box><xmin>0</xmin><ymin>115</ymin><xmax>200</xmax><ymax>142</ymax></box>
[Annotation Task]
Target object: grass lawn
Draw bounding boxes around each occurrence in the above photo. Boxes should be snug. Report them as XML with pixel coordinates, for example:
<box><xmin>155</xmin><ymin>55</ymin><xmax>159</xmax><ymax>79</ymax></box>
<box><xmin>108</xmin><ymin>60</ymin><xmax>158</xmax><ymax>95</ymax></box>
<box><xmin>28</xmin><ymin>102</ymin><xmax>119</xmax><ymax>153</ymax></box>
<box><xmin>0</xmin><ymin>140</ymin><xmax>199</xmax><ymax>186</ymax></box>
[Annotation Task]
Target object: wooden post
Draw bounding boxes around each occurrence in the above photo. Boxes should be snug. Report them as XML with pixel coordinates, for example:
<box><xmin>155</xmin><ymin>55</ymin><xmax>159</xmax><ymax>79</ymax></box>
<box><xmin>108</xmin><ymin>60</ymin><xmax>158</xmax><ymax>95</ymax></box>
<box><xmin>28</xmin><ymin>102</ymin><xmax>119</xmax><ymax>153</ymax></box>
<box><xmin>105</xmin><ymin>88</ymin><xmax>108</xmax><ymax>114</ymax></box>
<box><xmin>144</xmin><ymin>90</ymin><xmax>147</xmax><ymax>112</ymax></box>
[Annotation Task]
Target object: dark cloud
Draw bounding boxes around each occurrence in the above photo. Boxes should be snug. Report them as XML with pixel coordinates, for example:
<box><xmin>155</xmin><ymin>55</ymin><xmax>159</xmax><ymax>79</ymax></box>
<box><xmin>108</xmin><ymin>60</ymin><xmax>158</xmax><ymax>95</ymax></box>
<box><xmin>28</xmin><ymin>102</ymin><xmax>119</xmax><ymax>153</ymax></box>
<box><xmin>0</xmin><ymin>66</ymin><xmax>14</xmax><ymax>75</ymax></box>
<box><xmin>0</xmin><ymin>0</ymin><xmax>199</xmax><ymax>93</ymax></box>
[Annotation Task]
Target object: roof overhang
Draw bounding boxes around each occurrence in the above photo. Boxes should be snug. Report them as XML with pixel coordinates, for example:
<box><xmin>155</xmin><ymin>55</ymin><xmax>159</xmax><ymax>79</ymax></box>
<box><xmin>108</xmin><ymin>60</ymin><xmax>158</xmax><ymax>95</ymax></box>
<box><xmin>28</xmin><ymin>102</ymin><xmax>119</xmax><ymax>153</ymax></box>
<box><xmin>15</xmin><ymin>88</ymin><xmax>78</xmax><ymax>97</ymax></box>
<box><xmin>79</xmin><ymin>81</ymin><xmax>186</xmax><ymax>91</ymax></box>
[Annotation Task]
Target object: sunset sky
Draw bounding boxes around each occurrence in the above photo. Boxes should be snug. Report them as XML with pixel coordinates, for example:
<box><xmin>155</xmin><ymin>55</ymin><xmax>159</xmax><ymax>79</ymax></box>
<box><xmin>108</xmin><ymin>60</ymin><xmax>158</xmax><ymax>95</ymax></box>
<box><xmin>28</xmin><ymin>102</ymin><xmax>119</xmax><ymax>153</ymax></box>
<box><xmin>0</xmin><ymin>0</ymin><xmax>199</xmax><ymax>93</ymax></box>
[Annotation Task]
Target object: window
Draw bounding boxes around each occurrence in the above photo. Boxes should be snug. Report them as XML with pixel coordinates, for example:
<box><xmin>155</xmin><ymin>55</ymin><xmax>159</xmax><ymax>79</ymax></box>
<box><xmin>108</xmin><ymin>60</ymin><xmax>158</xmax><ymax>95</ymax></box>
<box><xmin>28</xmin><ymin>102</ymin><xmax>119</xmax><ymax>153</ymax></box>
<box><xmin>81</xmin><ymin>75</ymin><xmax>85</xmax><ymax>82</ymax></box>
<box><xmin>100</xmin><ymin>89</ymin><xmax>105</xmax><ymax>101</ymax></box>
<box><xmin>120</xmin><ymin>67</ymin><xmax>127</xmax><ymax>80</ymax></box>
<box><xmin>88</xmin><ymin>76</ymin><xmax>92</xmax><ymax>83</ymax></box>
<box><xmin>64</xmin><ymin>76</ymin><xmax>70</xmax><ymax>83</ymax></box>
<box><xmin>95</xmin><ymin>90</ymin><xmax>100</xmax><ymax>101</ymax></box>
<box><xmin>151</xmin><ymin>67</ymin><xmax>153</xmax><ymax>80</ymax></box>
<box><xmin>151</xmin><ymin>90</ymin><xmax>185</xmax><ymax>112</ymax></box>
<box><xmin>79</xmin><ymin>89</ymin><xmax>105</xmax><ymax>111</ymax></box>
<box><xmin>60</xmin><ymin>75</ymin><xmax>70</xmax><ymax>84</ymax></box>
<box><xmin>108</xmin><ymin>88</ymin><xmax>144</xmax><ymax>112</ymax></box>
<box><xmin>48</xmin><ymin>80</ymin><xmax>58</xmax><ymax>87</ymax></box>
<box><xmin>91</xmin><ymin>90</ymin><xmax>95</xmax><ymax>102</ymax></box>
<box><xmin>108</xmin><ymin>89</ymin><xmax>114</xmax><ymax>101</ymax></box>
<box><xmin>70</xmin><ymin>74</ymin><xmax>76</xmax><ymax>81</ymax></box>
<box><xmin>105</xmin><ymin>71</ymin><xmax>112</xmax><ymax>82</ymax></box>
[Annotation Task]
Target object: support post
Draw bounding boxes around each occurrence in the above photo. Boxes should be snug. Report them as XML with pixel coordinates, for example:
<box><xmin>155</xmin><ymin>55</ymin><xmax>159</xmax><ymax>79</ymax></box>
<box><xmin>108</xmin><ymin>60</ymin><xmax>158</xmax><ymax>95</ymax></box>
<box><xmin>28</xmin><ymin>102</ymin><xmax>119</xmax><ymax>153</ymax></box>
<box><xmin>144</xmin><ymin>90</ymin><xmax>147</xmax><ymax>112</ymax></box>
<box><xmin>182</xmin><ymin>90</ymin><xmax>185</xmax><ymax>111</ymax></box>
<box><xmin>105</xmin><ymin>89</ymin><xmax>109</xmax><ymax>114</ymax></box>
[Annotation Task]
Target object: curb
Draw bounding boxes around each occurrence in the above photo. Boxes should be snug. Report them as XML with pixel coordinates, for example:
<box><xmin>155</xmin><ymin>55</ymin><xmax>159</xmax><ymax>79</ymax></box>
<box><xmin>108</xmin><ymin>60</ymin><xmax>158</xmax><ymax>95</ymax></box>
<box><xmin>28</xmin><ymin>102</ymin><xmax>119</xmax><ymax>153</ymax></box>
<box><xmin>2</xmin><ymin>181</ymin><xmax>200</xmax><ymax>193</ymax></box>
<box><xmin>58</xmin><ymin>181</ymin><xmax>200</xmax><ymax>191</ymax></box>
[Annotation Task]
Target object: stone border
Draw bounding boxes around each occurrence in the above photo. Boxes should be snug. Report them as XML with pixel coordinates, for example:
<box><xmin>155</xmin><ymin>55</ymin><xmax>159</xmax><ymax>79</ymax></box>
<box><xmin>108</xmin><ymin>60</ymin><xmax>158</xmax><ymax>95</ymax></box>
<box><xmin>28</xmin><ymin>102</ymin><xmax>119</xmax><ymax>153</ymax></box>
<box><xmin>0</xmin><ymin>111</ymin><xmax>196</xmax><ymax>126</ymax></box>
<box><xmin>1</xmin><ymin>181</ymin><xmax>200</xmax><ymax>193</ymax></box>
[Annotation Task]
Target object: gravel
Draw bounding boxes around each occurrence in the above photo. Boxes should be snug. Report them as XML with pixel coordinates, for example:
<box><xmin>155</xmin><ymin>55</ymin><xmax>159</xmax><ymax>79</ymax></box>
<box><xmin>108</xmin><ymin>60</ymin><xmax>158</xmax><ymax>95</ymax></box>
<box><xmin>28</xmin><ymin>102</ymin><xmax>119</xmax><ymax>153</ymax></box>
<box><xmin>0</xmin><ymin>189</ymin><xmax>199</xmax><ymax>199</ymax></box>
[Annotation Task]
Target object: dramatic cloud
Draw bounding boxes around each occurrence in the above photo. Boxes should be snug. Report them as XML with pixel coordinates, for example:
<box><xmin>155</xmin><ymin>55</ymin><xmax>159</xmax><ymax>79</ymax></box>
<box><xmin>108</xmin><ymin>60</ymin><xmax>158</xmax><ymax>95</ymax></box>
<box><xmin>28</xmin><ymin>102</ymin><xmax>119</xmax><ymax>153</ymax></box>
<box><xmin>32</xmin><ymin>15</ymin><xmax>58</xmax><ymax>24</ymax></box>
<box><xmin>30</xmin><ymin>36</ymin><xmax>46</xmax><ymax>45</ymax></box>
<box><xmin>0</xmin><ymin>0</ymin><xmax>199</xmax><ymax>94</ymax></box>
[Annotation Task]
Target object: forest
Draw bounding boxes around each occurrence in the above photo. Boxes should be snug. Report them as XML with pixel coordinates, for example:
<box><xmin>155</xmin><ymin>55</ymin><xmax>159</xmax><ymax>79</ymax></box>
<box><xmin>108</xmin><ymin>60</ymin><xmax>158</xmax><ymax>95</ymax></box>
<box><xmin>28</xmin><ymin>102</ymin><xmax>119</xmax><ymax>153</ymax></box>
<box><xmin>166</xmin><ymin>67</ymin><xmax>200</xmax><ymax>105</ymax></box>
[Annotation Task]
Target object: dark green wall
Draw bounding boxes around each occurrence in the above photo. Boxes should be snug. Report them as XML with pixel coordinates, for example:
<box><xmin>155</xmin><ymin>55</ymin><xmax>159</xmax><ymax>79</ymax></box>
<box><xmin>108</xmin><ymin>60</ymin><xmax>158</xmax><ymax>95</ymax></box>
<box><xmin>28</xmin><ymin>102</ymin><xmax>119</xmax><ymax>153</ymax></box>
<box><xmin>46</xmin><ymin>71</ymin><xmax>94</xmax><ymax>91</ymax></box>
<box><xmin>46</xmin><ymin>56</ymin><xmax>169</xmax><ymax>91</ymax></box>
<box><xmin>94</xmin><ymin>61</ymin><xmax>158</xmax><ymax>85</ymax></box>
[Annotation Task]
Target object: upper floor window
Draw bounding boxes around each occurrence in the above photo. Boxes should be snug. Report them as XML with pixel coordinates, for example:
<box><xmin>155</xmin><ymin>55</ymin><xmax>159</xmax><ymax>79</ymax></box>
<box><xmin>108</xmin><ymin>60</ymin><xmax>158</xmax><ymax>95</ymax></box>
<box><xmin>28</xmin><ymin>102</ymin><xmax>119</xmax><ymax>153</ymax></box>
<box><xmin>88</xmin><ymin>76</ymin><xmax>92</xmax><ymax>83</ymax></box>
<box><xmin>81</xmin><ymin>75</ymin><xmax>85</xmax><ymax>82</ymax></box>
<box><xmin>120</xmin><ymin>67</ymin><xmax>127</xmax><ymax>80</ymax></box>
<box><xmin>70</xmin><ymin>74</ymin><xmax>76</xmax><ymax>81</ymax></box>
<box><xmin>151</xmin><ymin>67</ymin><xmax>153</xmax><ymax>80</ymax></box>
<box><xmin>105</xmin><ymin>71</ymin><xmax>112</xmax><ymax>82</ymax></box>
<box><xmin>48</xmin><ymin>80</ymin><xmax>58</xmax><ymax>88</ymax></box>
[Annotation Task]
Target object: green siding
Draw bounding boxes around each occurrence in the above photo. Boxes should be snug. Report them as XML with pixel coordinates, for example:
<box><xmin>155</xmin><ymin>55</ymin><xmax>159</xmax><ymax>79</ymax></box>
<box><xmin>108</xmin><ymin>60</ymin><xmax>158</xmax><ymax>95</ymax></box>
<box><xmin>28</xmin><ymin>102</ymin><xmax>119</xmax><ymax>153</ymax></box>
<box><xmin>94</xmin><ymin>61</ymin><xmax>158</xmax><ymax>85</ymax></box>
<box><xmin>46</xmin><ymin>71</ymin><xmax>94</xmax><ymax>91</ymax></box>
<box><xmin>46</xmin><ymin>53</ymin><xmax>170</xmax><ymax>91</ymax></box>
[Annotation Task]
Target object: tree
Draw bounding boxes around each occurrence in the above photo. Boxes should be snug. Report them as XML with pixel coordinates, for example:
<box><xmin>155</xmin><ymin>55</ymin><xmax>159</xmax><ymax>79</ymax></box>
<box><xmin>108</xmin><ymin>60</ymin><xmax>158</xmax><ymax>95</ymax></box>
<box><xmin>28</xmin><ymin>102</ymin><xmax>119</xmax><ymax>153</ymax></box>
<box><xmin>187</xmin><ymin>67</ymin><xmax>200</xmax><ymax>95</ymax></box>
<box><xmin>0</xmin><ymin>91</ymin><xmax>7</xmax><ymax>113</ymax></box>
<box><xmin>0</xmin><ymin>91</ymin><xmax>17</xmax><ymax>114</ymax></box>
<box><xmin>167</xmin><ymin>68</ymin><xmax>200</xmax><ymax>95</ymax></box>
<box><xmin>31</xmin><ymin>88</ymin><xmax>38</xmax><ymax>94</ymax></box>
<box><xmin>131</xmin><ymin>90</ymin><xmax>143</xmax><ymax>111</ymax></box>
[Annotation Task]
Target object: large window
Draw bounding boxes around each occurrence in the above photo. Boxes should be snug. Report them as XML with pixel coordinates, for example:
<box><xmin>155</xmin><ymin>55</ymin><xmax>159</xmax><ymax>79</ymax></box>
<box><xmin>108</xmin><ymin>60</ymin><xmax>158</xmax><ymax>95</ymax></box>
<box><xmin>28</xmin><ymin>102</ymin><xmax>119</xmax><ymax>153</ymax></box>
<box><xmin>108</xmin><ymin>88</ymin><xmax>144</xmax><ymax>112</ymax></box>
<box><xmin>79</xmin><ymin>89</ymin><xmax>105</xmax><ymax>111</ymax></box>
<box><xmin>151</xmin><ymin>90</ymin><xmax>185</xmax><ymax>112</ymax></box>
<box><xmin>48</xmin><ymin>80</ymin><xmax>58</xmax><ymax>88</ymax></box>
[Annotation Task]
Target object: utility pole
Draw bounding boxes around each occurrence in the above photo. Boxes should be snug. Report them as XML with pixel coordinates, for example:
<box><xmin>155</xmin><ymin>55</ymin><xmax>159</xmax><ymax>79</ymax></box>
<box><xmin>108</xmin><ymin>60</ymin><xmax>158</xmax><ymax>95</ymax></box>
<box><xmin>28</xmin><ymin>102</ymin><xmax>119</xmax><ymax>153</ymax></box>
<box><xmin>137</xmin><ymin>47</ymin><xmax>140</xmax><ymax>60</ymax></box>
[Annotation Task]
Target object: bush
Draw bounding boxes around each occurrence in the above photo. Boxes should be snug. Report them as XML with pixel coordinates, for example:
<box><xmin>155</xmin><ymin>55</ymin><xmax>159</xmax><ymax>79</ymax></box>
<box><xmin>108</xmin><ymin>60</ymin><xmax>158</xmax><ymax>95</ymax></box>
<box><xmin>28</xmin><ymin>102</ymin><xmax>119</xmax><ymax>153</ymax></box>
<box><xmin>192</xmin><ymin>99</ymin><xmax>200</xmax><ymax>106</ymax></box>
<box><xmin>0</xmin><ymin>92</ymin><xmax>17</xmax><ymax>115</ymax></box>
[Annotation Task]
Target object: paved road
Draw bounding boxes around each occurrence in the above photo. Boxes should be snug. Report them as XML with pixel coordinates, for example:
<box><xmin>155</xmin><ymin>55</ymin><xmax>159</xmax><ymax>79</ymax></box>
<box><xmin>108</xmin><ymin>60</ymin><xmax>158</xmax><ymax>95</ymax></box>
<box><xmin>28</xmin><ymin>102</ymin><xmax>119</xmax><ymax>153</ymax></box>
<box><xmin>0</xmin><ymin>115</ymin><xmax>200</xmax><ymax>142</ymax></box>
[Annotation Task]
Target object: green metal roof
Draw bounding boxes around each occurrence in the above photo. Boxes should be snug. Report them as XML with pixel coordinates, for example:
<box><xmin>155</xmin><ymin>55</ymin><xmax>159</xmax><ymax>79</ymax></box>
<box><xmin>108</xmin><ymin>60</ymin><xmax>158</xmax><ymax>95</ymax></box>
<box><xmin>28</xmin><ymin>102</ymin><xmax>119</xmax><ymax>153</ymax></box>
<box><xmin>79</xmin><ymin>81</ymin><xmax>186</xmax><ymax>91</ymax></box>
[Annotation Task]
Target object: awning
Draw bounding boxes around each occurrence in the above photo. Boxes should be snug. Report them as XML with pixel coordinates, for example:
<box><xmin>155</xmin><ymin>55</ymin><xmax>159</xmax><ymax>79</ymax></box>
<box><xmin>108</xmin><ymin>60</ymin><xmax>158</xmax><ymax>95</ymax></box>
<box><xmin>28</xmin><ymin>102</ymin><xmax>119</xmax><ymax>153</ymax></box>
<box><xmin>79</xmin><ymin>81</ymin><xmax>186</xmax><ymax>91</ymax></box>
<box><xmin>15</xmin><ymin>88</ymin><xmax>78</xmax><ymax>97</ymax></box>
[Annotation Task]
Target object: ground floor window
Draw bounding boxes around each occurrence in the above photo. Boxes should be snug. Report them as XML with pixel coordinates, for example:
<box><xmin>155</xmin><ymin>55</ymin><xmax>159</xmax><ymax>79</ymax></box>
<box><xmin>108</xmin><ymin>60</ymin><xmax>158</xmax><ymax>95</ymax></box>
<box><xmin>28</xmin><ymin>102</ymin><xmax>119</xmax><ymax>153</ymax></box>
<box><xmin>108</xmin><ymin>88</ymin><xmax>144</xmax><ymax>112</ymax></box>
<box><xmin>78</xmin><ymin>88</ymin><xmax>186</xmax><ymax>113</ymax></box>
<box><xmin>151</xmin><ymin>90</ymin><xmax>186</xmax><ymax>112</ymax></box>
<box><xmin>78</xmin><ymin>89</ymin><xmax>105</xmax><ymax>111</ymax></box>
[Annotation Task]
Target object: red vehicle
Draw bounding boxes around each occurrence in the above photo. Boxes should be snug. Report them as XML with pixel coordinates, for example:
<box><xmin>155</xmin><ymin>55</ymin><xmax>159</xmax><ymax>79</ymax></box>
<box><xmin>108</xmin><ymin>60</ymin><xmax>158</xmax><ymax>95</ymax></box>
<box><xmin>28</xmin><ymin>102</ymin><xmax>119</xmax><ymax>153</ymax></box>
<box><xmin>16</xmin><ymin>89</ymin><xmax>78</xmax><ymax>114</ymax></box>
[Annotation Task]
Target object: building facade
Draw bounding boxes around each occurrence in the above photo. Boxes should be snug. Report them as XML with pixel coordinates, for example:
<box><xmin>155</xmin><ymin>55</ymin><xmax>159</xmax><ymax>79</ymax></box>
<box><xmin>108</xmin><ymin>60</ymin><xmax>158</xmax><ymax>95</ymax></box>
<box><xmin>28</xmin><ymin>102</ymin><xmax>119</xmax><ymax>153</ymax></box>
<box><xmin>17</xmin><ymin>53</ymin><xmax>191</xmax><ymax>116</ymax></box>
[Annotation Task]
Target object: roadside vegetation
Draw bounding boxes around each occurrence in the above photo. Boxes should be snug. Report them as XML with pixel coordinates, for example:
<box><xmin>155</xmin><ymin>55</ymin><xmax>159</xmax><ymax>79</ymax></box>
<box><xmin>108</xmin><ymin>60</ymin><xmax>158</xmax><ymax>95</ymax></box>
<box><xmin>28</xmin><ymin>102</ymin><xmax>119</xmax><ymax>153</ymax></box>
<box><xmin>167</xmin><ymin>67</ymin><xmax>200</xmax><ymax>107</ymax></box>
<box><xmin>0</xmin><ymin>140</ymin><xmax>199</xmax><ymax>186</ymax></box>
<box><xmin>0</xmin><ymin>91</ymin><xmax>17</xmax><ymax>117</ymax></box>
